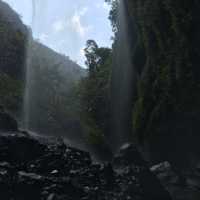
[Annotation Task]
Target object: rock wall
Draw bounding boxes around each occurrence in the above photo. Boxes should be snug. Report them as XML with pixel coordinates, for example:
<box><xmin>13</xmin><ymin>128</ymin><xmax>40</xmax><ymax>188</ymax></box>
<box><xmin>125</xmin><ymin>0</ymin><xmax>200</xmax><ymax>168</ymax></box>
<box><xmin>0</xmin><ymin>0</ymin><xmax>28</xmax><ymax>80</ymax></box>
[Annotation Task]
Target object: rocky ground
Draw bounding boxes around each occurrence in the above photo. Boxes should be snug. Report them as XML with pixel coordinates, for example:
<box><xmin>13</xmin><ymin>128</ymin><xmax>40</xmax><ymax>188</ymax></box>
<box><xmin>0</xmin><ymin>130</ymin><xmax>172</xmax><ymax>200</ymax></box>
<box><xmin>151</xmin><ymin>162</ymin><xmax>200</xmax><ymax>200</ymax></box>
<box><xmin>0</xmin><ymin>111</ymin><xmax>199</xmax><ymax>200</ymax></box>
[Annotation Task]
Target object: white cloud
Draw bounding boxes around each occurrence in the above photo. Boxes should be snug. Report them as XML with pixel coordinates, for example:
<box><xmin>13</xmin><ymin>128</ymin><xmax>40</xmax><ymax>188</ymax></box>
<box><xmin>80</xmin><ymin>47</ymin><xmax>85</xmax><ymax>57</ymax></box>
<box><xmin>52</xmin><ymin>20</ymin><xmax>65</xmax><ymax>33</ymax></box>
<box><xmin>96</xmin><ymin>2</ymin><xmax>110</xmax><ymax>11</ymax></box>
<box><xmin>69</xmin><ymin>7</ymin><xmax>91</xmax><ymax>38</ymax></box>
<box><xmin>79</xmin><ymin>47</ymin><xmax>87</xmax><ymax>68</ymax></box>
<box><xmin>71</xmin><ymin>14</ymin><xmax>85</xmax><ymax>37</ymax></box>
<box><xmin>79</xmin><ymin>7</ymin><xmax>89</xmax><ymax>16</ymax></box>
<box><xmin>102</xmin><ymin>2</ymin><xmax>110</xmax><ymax>11</ymax></box>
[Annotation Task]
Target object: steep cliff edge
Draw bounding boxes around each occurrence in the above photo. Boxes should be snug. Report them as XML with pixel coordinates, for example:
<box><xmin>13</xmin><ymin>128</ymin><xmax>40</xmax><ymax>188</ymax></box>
<box><xmin>125</xmin><ymin>0</ymin><xmax>200</xmax><ymax>168</ymax></box>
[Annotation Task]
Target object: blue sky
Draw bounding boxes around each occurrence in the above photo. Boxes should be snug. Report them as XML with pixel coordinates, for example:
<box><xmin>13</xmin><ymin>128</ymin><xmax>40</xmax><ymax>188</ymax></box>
<box><xmin>3</xmin><ymin>0</ymin><xmax>113</xmax><ymax>67</ymax></box>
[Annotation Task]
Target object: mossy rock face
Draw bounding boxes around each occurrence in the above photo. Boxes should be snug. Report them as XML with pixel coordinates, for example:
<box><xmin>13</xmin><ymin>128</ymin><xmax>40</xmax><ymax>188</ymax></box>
<box><xmin>126</xmin><ymin>0</ymin><xmax>200</xmax><ymax>166</ymax></box>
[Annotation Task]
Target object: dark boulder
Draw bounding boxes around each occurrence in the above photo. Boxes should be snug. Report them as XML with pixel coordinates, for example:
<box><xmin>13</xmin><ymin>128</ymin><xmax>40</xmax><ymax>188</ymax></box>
<box><xmin>0</xmin><ymin>133</ymin><xmax>175</xmax><ymax>200</ymax></box>
<box><xmin>0</xmin><ymin>132</ymin><xmax>46</xmax><ymax>164</ymax></box>
<box><xmin>0</xmin><ymin>107</ymin><xmax>18</xmax><ymax>131</ymax></box>
<box><xmin>113</xmin><ymin>143</ymin><xmax>172</xmax><ymax>200</ymax></box>
<box><xmin>151</xmin><ymin>162</ymin><xmax>200</xmax><ymax>200</ymax></box>
<box><xmin>113</xmin><ymin>143</ymin><xmax>146</xmax><ymax>167</ymax></box>
<box><xmin>0</xmin><ymin>162</ymin><xmax>13</xmax><ymax>199</ymax></box>
<box><xmin>13</xmin><ymin>171</ymin><xmax>45</xmax><ymax>200</ymax></box>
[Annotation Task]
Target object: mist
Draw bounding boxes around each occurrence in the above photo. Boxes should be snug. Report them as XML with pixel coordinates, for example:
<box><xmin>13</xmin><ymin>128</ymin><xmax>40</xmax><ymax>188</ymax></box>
<box><xmin>0</xmin><ymin>0</ymin><xmax>200</xmax><ymax>199</ymax></box>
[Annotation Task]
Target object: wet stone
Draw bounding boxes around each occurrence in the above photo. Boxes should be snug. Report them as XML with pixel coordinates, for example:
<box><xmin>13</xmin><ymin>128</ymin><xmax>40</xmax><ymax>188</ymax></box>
<box><xmin>0</xmin><ymin>132</ymin><xmax>173</xmax><ymax>200</ymax></box>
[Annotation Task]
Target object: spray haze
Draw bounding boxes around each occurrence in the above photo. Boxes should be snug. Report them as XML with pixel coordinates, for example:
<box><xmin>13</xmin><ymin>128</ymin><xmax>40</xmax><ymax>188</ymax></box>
<box><xmin>110</xmin><ymin>0</ymin><xmax>136</xmax><ymax>151</ymax></box>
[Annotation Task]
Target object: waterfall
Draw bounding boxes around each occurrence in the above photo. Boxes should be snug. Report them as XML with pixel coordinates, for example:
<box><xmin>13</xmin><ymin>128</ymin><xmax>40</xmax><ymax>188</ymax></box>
<box><xmin>110</xmin><ymin>0</ymin><xmax>136</xmax><ymax>151</ymax></box>
<box><xmin>22</xmin><ymin>0</ymin><xmax>36</xmax><ymax>130</ymax></box>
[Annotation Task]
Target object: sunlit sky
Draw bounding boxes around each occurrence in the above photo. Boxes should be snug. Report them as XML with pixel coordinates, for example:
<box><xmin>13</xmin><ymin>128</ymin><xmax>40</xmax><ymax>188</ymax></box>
<box><xmin>3</xmin><ymin>0</ymin><xmax>113</xmax><ymax>67</ymax></box>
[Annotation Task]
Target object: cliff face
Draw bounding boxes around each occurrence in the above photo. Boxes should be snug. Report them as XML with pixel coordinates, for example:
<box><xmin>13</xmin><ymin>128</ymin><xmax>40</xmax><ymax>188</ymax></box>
<box><xmin>0</xmin><ymin>0</ymin><xmax>85</xmax><ymax>81</ymax></box>
<box><xmin>0</xmin><ymin>0</ymin><xmax>28</xmax><ymax>79</ymax></box>
<box><xmin>0</xmin><ymin>0</ymin><xmax>85</xmax><ymax>137</ymax></box>
<box><xmin>126</xmin><ymin>0</ymin><xmax>200</xmax><ymax>167</ymax></box>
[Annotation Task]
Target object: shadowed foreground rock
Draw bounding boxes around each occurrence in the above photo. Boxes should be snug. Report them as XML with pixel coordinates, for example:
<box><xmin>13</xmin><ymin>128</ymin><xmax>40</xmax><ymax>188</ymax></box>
<box><xmin>0</xmin><ymin>111</ymin><xmax>172</xmax><ymax>200</ymax></box>
<box><xmin>0</xmin><ymin>107</ymin><xmax>18</xmax><ymax>131</ymax></box>
<box><xmin>151</xmin><ymin>162</ymin><xmax>200</xmax><ymax>200</ymax></box>
<box><xmin>113</xmin><ymin>143</ymin><xmax>172</xmax><ymax>200</ymax></box>
<box><xmin>0</xmin><ymin>131</ymin><xmax>172</xmax><ymax>200</ymax></box>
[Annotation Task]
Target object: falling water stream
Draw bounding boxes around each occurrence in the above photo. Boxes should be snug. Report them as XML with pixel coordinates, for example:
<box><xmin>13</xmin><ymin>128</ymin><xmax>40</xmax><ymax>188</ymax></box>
<box><xmin>22</xmin><ymin>0</ymin><xmax>36</xmax><ymax>130</ymax></box>
<box><xmin>110</xmin><ymin>0</ymin><xmax>135</xmax><ymax>152</ymax></box>
<box><xmin>22</xmin><ymin>0</ymin><xmax>134</xmax><ymax>153</ymax></box>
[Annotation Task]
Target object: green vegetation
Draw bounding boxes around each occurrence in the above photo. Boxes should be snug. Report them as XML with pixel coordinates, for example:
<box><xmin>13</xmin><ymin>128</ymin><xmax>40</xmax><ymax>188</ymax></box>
<box><xmin>79</xmin><ymin>40</ymin><xmax>112</xmax><ymax>145</ymax></box>
<box><xmin>0</xmin><ymin>73</ymin><xmax>23</xmax><ymax>116</ymax></box>
<box><xmin>0</xmin><ymin>0</ymin><xmax>27</xmax><ymax>117</ymax></box>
